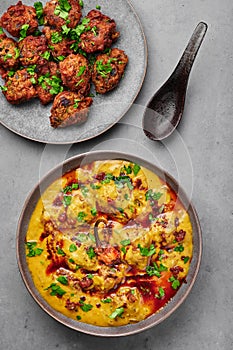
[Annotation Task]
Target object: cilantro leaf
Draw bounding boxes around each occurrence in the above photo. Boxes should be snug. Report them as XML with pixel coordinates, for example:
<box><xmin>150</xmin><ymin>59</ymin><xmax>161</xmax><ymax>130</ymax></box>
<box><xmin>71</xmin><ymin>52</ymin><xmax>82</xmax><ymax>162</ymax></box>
<box><xmin>62</xmin><ymin>195</ymin><xmax>72</xmax><ymax>207</ymax></box>
<box><xmin>138</xmin><ymin>244</ymin><xmax>156</xmax><ymax>257</ymax></box>
<box><xmin>86</xmin><ymin>247</ymin><xmax>96</xmax><ymax>259</ymax></box>
<box><xmin>57</xmin><ymin>276</ymin><xmax>68</xmax><ymax>285</ymax></box>
<box><xmin>145</xmin><ymin>190</ymin><xmax>163</xmax><ymax>202</ymax></box>
<box><xmin>26</xmin><ymin>241</ymin><xmax>43</xmax><ymax>257</ymax></box>
<box><xmin>120</xmin><ymin>239</ymin><xmax>131</xmax><ymax>246</ymax></box>
<box><xmin>109</xmin><ymin>307</ymin><xmax>124</xmax><ymax>319</ymax></box>
<box><xmin>34</xmin><ymin>2</ymin><xmax>44</xmax><ymax>25</ymax></box>
<box><xmin>69</xmin><ymin>244</ymin><xmax>77</xmax><ymax>252</ymax></box>
<box><xmin>169</xmin><ymin>276</ymin><xmax>180</xmax><ymax>290</ymax></box>
<box><xmin>133</xmin><ymin>163</ymin><xmax>141</xmax><ymax>176</ymax></box>
<box><xmin>19</xmin><ymin>24</ymin><xmax>29</xmax><ymax>41</ymax></box>
<box><xmin>45</xmin><ymin>283</ymin><xmax>66</xmax><ymax>296</ymax></box>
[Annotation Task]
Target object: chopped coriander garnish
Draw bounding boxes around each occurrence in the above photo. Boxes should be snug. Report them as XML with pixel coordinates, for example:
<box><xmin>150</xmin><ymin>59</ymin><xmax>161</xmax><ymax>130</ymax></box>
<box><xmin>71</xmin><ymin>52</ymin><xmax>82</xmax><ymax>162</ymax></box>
<box><xmin>62</xmin><ymin>183</ymin><xmax>79</xmax><ymax>193</ymax></box>
<box><xmin>7</xmin><ymin>69</ymin><xmax>15</xmax><ymax>77</ymax></box>
<box><xmin>45</xmin><ymin>283</ymin><xmax>66</xmax><ymax>296</ymax></box>
<box><xmin>57</xmin><ymin>276</ymin><xmax>68</xmax><ymax>285</ymax></box>
<box><xmin>91</xmin><ymin>26</ymin><xmax>98</xmax><ymax>36</ymax></box>
<box><xmin>63</xmin><ymin>194</ymin><xmax>72</xmax><ymax>207</ymax></box>
<box><xmin>69</xmin><ymin>243</ymin><xmax>77</xmax><ymax>252</ymax></box>
<box><xmin>122</xmin><ymin>165</ymin><xmax>132</xmax><ymax>174</ymax></box>
<box><xmin>40</xmin><ymin>72</ymin><xmax>61</xmax><ymax>90</ymax></box>
<box><xmin>90</xmin><ymin>183</ymin><xmax>101</xmax><ymax>189</ymax></box>
<box><xmin>86</xmin><ymin>247</ymin><xmax>96</xmax><ymax>259</ymax></box>
<box><xmin>133</xmin><ymin>163</ymin><xmax>141</xmax><ymax>176</ymax></box>
<box><xmin>149</xmin><ymin>213</ymin><xmax>158</xmax><ymax>222</ymax></box>
<box><xmin>0</xmin><ymin>85</ymin><xmax>7</xmax><ymax>92</ymax></box>
<box><xmin>169</xmin><ymin>276</ymin><xmax>180</xmax><ymax>290</ymax></box>
<box><xmin>121</xmin><ymin>247</ymin><xmax>126</xmax><ymax>254</ymax></box>
<box><xmin>19</xmin><ymin>24</ymin><xmax>29</xmax><ymax>40</ymax></box>
<box><xmin>95</xmin><ymin>59</ymin><xmax>114</xmax><ymax>77</ymax></box>
<box><xmin>77</xmin><ymin>65</ymin><xmax>86</xmax><ymax>76</ymax></box>
<box><xmin>61</xmin><ymin>24</ymin><xmax>70</xmax><ymax>35</ymax></box>
<box><xmin>155</xmin><ymin>287</ymin><xmax>165</xmax><ymax>299</ymax></box>
<box><xmin>174</xmin><ymin>244</ymin><xmax>184</xmax><ymax>253</ymax></box>
<box><xmin>138</xmin><ymin>244</ymin><xmax>156</xmax><ymax>257</ymax></box>
<box><xmin>120</xmin><ymin>239</ymin><xmax>131</xmax><ymax>246</ymax></box>
<box><xmin>146</xmin><ymin>263</ymin><xmax>161</xmax><ymax>278</ymax></box>
<box><xmin>96</xmin><ymin>5</ymin><xmax>101</xmax><ymax>10</ymax></box>
<box><xmin>3</xmin><ymin>53</ymin><xmax>12</xmax><ymax>61</ymax></box>
<box><xmin>54</xmin><ymin>0</ymin><xmax>71</xmax><ymax>20</ymax></box>
<box><xmin>56</xmin><ymin>55</ymin><xmax>66</xmax><ymax>61</ymax></box>
<box><xmin>0</xmin><ymin>27</ymin><xmax>4</xmax><ymax>35</ymax></box>
<box><xmin>26</xmin><ymin>241</ymin><xmax>43</xmax><ymax>257</ymax></box>
<box><xmin>159</xmin><ymin>205</ymin><xmax>165</xmax><ymax>213</ymax></box>
<box><xmin>80</xmin><ymin>185</ymin><xmax>89</xmax><ymax>197</ymax></box>
<box><xmin>34</xmin><ymin>2</ymin><xmax>44</xmax><ymax>25</ymax></box>
<box><xmin>14</xmin><ymin>47</ymin><xmax>20</xmax><ymax>59</ymax></box>
<box><xmin>115</xmin><ymin>175</ymin><xmax>134</xmax><ymax>190</ymax></box>
<box><xmin>76</xmin><ymin>78</ymin><xmax>84</xmax><ymax>86</ymax></box>
<box><xmin>91</xmin><ymin>208</ymin><xmax>97</xmax><ymax>216</ymax></box>
<box><xmin>158</xmin><ymin>263</ymin><xmax>168</xmax><ymax>272</ymax></box>
<box><xmin>101</xmin><ymin>173</ymin><xmax>114</xmax><ymax>184</ymax></box>
<box><xmin>76</xmin><ymin>315</ymin><xmax>81</xmax><ymax>320</ymax></box>
<box><xmin>57</xmin><ymin>247</ymin><xmax>66</xmax><ymax>256</ymax></box>
<box><xmin>101</xmin><ymin>297</ymin><xmax>112</xmax><ymax>303</ymax></box>
<box><xmin>109</xmin><ymin>307</ymin><xmax>124</xmax><ymax>319</ymax></box>
<box><xmin>145</xmin><ymin>190</ymin><xmax>163</xmax><ymax>202</ymax></box>
<box><xmin>182</xmin><ymin>256</ymin><xmax>190</xmax><ymax>264</ymax></box>
<box><xmin>79</xmin><ymin>0</ymin><xmax>84</xmax><ymax>7</ymax></box>
<box><xmin>27</xmin><ymin>65</ymin><xmax>37</xmax><ymax>75</ymax></box>
<box><xmin>30</xmin><ymin>77</ymin><xmax>37</xmax><ymax>84</ymax></box>
<box><xmin>73</xmin><ymin>99</ymin><xmax>81</xmax><ymax>108</ymax></box>
<box><xmin>77</xmin><ymin>212</ymin><xmax>87</xmax><ymax>222</ymax></box>
<box><xmin>51</xmin><ymin>31</ymin><xmax>63</xmax><ymax>43</ymax></box>
<box><xmin>79</xmin><ymin>301</ymin><xmax>93</xmax><ymax>312</ymax></box>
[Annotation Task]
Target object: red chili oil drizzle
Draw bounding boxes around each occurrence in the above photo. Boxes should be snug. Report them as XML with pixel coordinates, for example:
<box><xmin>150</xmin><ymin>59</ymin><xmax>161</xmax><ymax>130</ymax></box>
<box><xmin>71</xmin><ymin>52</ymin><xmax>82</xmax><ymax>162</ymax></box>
<box><xmin>62</xmin><ymin>169</ymin><xmax>78</xmax><ymax>187</ymax></box>
<box><xmin>125</xmin><ymin>272</ymin><xmax>178</xmax><ymax>314</ymax></box>
<box><xmin>46</xmin><ymin>258</ymin><xmax>69</xmax><ymax>275</ymax></box>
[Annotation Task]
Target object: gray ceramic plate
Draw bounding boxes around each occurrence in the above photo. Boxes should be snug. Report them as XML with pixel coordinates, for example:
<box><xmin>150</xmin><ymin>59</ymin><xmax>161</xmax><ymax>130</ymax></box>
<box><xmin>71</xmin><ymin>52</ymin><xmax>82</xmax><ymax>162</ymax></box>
<box><xmin>17</xmin><ymin>151</ymin><xmax>202</xmax><ymax>337</ymax></box>
<box><xmin>0</xmin><ymin>0</ymin><xmax>147</xmax><ymax>144</ymax></box>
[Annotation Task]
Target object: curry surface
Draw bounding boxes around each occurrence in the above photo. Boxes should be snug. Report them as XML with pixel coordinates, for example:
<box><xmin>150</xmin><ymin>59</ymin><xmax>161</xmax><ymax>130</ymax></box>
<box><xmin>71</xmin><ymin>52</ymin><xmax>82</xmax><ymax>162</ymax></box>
<box><xmin>26</xmin><ymin>160</ymin><xmax>193</xmax><ymax>326</ymax></box>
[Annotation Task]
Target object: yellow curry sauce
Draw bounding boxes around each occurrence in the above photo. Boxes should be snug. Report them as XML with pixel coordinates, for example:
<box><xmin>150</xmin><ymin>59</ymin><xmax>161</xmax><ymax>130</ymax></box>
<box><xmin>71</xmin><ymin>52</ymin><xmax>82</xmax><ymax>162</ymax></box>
<box><xmin>26</xmin><ymin>160</ymin><xmax>193</xmax><ymax>326</ymax></box>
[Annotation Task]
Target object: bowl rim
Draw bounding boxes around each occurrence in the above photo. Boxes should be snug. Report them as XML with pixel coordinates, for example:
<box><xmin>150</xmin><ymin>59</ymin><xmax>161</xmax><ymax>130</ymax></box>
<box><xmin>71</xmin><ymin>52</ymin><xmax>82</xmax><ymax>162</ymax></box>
<box><xmin>16</xmin><ymin>150</ymin><xmax>202</xmax><ymax>337</ymax></box>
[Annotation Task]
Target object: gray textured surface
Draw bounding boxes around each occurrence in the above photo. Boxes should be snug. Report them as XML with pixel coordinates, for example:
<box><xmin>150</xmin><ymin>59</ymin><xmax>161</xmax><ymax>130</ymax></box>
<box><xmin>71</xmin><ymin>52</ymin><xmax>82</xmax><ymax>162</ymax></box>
<box><xmin>0</xmin><ymin>0</ymin><xmax>233</xmax><ymax>349</ymax></box>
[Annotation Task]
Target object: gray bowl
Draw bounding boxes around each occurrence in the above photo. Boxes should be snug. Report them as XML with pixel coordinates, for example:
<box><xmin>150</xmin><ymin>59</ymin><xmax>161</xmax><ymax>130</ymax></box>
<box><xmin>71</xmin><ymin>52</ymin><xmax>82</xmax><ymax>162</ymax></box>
<box><xmin>16</xmin><ymin>151</ymin><xmax>202</xmax><ymax>337</ymax></box>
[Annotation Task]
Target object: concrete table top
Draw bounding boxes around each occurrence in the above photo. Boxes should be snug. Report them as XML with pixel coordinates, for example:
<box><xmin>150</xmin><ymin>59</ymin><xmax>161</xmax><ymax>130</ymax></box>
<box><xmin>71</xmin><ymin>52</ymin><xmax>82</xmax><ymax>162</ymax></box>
<box><xmin>1</xmin><ymin>0</ymin><xmax>232</xmax><ymax>349</ymax></box>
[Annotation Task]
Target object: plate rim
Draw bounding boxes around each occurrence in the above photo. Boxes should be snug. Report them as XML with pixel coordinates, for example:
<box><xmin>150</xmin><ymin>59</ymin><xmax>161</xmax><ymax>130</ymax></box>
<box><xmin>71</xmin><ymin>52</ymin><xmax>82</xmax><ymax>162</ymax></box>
<box><xmin>16</xmin><ymin>150</ymin><xmax>202</xmax><ymax>337</ymax></box>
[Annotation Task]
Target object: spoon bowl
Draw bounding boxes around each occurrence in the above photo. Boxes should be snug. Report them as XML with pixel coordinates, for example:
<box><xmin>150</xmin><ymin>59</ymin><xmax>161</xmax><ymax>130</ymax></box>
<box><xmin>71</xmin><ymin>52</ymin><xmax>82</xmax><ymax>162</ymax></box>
<box><xmin>143</xmin><ymin>22</ymin><xmax>208</xmax><ymax>141</ymax></box>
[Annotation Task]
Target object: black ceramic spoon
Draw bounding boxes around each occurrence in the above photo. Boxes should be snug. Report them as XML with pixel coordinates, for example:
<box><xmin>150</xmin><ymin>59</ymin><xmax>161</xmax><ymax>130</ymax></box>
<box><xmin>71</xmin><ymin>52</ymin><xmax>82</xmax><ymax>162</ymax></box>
<box><xmin>142</xmin><ymin>22</ymin><xmax>208</xmax><ymax>141</ymax></box>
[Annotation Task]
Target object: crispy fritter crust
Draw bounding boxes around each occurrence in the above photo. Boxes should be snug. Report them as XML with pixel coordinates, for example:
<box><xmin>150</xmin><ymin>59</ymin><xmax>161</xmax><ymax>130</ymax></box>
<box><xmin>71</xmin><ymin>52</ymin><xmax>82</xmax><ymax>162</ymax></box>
<box><xmin>92</xmin><ymin>48</ymin><xmax>128</xmax><ymax>94</ymax></box>
<box><xmin>50</xmin><ymin>91</ymin><xmax>93</xmax><ymax>128</ymax></box>
<box><xmin>79</xmin><ymin>10</ymin><xmax>120</xmax><ymax>53</ymax></box>
<box><xmin>43</xmin><ymin>26</ymin><xmax>74</xmax><ymax>59</ymax></box>
<box><xmin>36</xmin><ymin>62</ymin><xmax>61</xmax><ymax>105</ymax></box>
<box><xmin>43</xmin><ymin>0</ymin><xmax>82</xmax><ymax>29</ymax></box>
<box><xmin>0</xmin><ymin>33</ymin><xmax>19</xmax><ymax>70</ymax></box>
<box><xmin>0</xmin><ymin>1</ymin><xmax>38</xmax><ymax>38</ymax></box>
<box><xmin>2</xmin><ymin>68</ymin><xmax>37</xmax><ymax>104</ymax></box>
<box><xmin>59</xmin><ymin>54</ymin><xmax>91</xmax><ymax>95</ymax></box>
<box><xmin>18</xmin><ymin>35</ymin><xmax>49</xmax><ymax>67</ymax></box>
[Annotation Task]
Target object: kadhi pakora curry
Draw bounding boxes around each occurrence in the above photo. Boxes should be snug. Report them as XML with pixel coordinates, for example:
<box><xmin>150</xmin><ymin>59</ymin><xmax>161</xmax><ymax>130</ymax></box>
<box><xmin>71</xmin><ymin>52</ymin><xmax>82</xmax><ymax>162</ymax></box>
<box><xmin>25</xmin><ymin>159</ymin><xmax>193</xmax><ymax>327</ymax></box>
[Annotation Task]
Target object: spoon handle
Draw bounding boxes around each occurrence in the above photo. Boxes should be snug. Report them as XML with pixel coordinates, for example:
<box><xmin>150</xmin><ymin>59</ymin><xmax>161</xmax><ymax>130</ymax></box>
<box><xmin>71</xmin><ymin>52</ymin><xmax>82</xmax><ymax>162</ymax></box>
<box><xmin>172</xmin><ymin>22</ymin><xmax>208</xmax><ymax>82</ymax></box>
